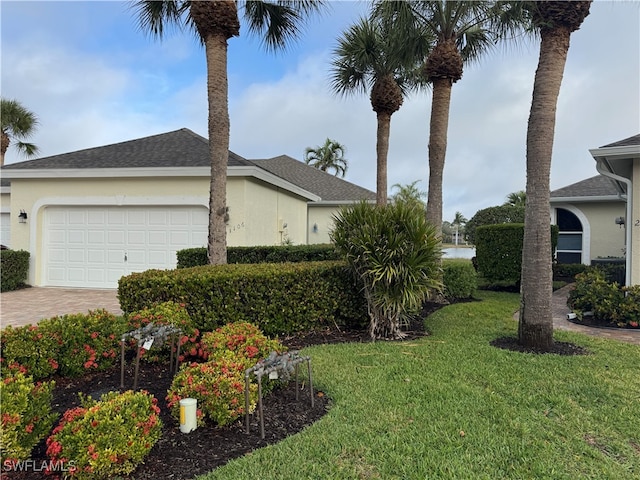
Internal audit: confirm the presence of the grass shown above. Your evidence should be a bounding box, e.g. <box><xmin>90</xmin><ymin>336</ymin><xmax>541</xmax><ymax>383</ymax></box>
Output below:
<box><xmin>200</xmin><ymin>291</ymin><xmax>640</xmax><ymax>480</ymax></box>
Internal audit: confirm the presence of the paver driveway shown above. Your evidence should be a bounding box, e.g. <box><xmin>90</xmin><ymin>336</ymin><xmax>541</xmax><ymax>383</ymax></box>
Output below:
<box><xmin>0</xmin><ymin>287</ymin><xmax>122</xmax><ymax>328</ymax></box>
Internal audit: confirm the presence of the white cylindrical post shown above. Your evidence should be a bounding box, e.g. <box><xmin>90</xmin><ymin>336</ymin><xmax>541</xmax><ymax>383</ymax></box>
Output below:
<box><xmin>179</xmin><ymin>398</ymin><xmax>197</xmax><ymax>433</ymax></box>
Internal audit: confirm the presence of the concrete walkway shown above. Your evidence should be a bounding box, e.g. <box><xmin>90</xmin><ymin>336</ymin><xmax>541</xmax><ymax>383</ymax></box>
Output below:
<box><xmin>0</xmin><ymin>287</ymin><xmax>122</xmax><ymax>329</ymax></box>
<box><xmin>1</xmin><ymin>285</ymin><xmax>639</xmax><ymax>345</ymax></box>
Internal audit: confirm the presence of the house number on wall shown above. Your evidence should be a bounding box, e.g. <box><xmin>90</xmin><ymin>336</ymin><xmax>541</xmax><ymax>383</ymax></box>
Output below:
<box><xmin>228</xmin><ymin>222</ymin><xmax>245</xmax><ymax>234</ymax></box>
<box><xmin>635</xmin><ymin>219</ymin><xmax>640</xmax><ymax>227</ymax></box>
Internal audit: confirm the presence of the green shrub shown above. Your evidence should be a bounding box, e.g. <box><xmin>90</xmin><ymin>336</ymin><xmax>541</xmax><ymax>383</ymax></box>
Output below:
<box><xmin>476</xmin><ymin>224</ymin><xmax>558</xmax><ymax>286</ymax></box>
<box><xmin>442</xmin><ymin>259</ymin><xmax>477</xmax><ymax>300</ymax></box>
<box><xmin>127</xmin><ymin>301</ymin><xmax>202</xmax><ymax>362</ymax></box>
<box><xmin>0</xmin><ymin>370</ymin><xmax>56</xmax><ymax>463</ymax></box>
<box><xmin>177</xmin><ymin>244</ymin><xmax>341</xmax><ymax>268</ymax></box>
<box><xmin>0</xmin><ymin>250</ymin><xmax>30</xmax><ymax>292</ymax></box>
<box><xmin>567</xmin><ymin>270</ymin><xmax>639</xmax><ymax>327</ymax></box>
<box><xmin>166</xmin><ymin>358</ymin><xmax>257</xmax><ymax>427</ymax></box>
<box><xmin>1</xmin><ymin>324</ymin><xmax>62</xmax><ymax>380</ymax></box>
<box><xmin>39</xmin><ymin>310</ymin><xmax>128</xmax><ymax>378</ymax></box>
<box><xmin>553</xmin><ymin>262</ymin><xmax>588</xmax><ymax>280</ymax></box>
<box><xmin>465</xmin><ymin>205</ymin><xmax>524</xmax><ymax>245</ymax></box>
<box><xmin>118</xmin><ymin>261</ymin><xmax>368</xmax><ymax>336</ymax></box>
<box><xmin>1</xmin><ymin>311</ymin><xmax>128</xmax><ymax>380</ymax></box>
<box><xmin>46</xmin><ymin>390</ymin><xmax>161</xmax><ymax>479</ymax></box>
<box><xmin>331</xmin><ymin>201</ymin><xmax>442</xmax><ymax>339</ymax></box>
<box><xmin>201</xmin><ymin>321</ymin><xmax>286</xmax><ymax>367</ymax></box>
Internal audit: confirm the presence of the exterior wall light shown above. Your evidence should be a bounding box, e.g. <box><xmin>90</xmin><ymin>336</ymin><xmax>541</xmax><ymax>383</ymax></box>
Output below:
<box><xmin>18</xmin><ymin>210</ymin><xmax>28</xmax><ymax>224</ymax></box>
<box><xmin>615</xmin><ymin>216</ymin><xmax>625</xmax><ymax>226</ymax></box>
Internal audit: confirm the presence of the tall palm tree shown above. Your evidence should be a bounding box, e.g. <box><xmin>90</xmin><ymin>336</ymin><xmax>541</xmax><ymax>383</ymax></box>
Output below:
<box><xmin>1</xmin><ymin>98</ymin><xmax>39</xmax><ymax>166</ymax></box>
<box><xmin>330</xmin><ymin>13</ymin><xmax>430</xmax><ymax>206</ymax></box>
<box><xmin>304</xmin><ymin>138</ymin><xmax>348</xmax><ymax>177</ymax></box>
<box><xmin>504</xmin><ymin>190</ymin><xmax>526</xmax><ymax>207</ymax></box>
<box><xmin>518</xmin><ymin>1</ymin><xmax>592</xmax><ymax>351</ymax></box>
<box><xmin>375</xmin><ymin>1</ymin><xmax>502</xmax><ymax>229</ymax></box>
<box><xmin>132</xmin><ymin>0</ymin><xmax>325</xmax><ymax>264</ymax></box>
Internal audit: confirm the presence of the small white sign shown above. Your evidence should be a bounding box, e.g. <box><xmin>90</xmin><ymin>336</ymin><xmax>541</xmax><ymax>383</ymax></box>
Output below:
<box><xmin>269</xmin><ymin>371</ymin><xmax>279</xmax><ymax>380</ymax></box>
<box><xmin>142</xmin><ymin>337</ymin><xmax>154</xmax><ymax>350</ymax></box>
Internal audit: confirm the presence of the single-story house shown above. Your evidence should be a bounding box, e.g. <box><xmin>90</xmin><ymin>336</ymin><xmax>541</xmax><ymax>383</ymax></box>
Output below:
<box><xmin>550</xmin><ymin>133</ymin><xmax>640</xmax><ymax>286</ymax></box>
<box><xmin>0</xmin><ymin>128</ymin><xmax>375</xmax><ymax>288</ymax></box>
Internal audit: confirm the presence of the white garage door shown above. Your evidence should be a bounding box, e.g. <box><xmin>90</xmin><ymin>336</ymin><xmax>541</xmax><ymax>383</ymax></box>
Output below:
<box><xmin>0</xmin><ymin>213</ymin><xmax>10</xmax><ymax>248</ymax></box>
<box><xmin>44</xmin><ymin>206</ymin><xmax>208</xmax><ymax>288</ymax></box>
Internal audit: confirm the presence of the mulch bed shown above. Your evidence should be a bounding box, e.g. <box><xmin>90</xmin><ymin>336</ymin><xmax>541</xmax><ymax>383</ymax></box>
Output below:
<box><xmin>7</xmin><ymin>299</ymin><xmax>585</xmax><ymax>479</ymax></box>
<box><xmin>6</xmin><ymin>311</ymin><xmax>434</xmax><ymax>480</ymax></box>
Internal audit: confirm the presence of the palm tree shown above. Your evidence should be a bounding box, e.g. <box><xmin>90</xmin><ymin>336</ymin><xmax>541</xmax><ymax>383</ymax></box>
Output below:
<box><xmin>389</xmin><ymin>181</ymin><xmax>427</xmax><ymax>212</ymax></box>
<box><xmin>304</xmin><ymin>138</ymin><xmax>348</xmax><ymax>177</ymax></box>
<box><xmin>330</xmin><ymin>13</ymin><xmax>430</xmax><ymax>206</ymax></box>
<box><xmin>132</xmin><ymin>0</ymin><xmax>325</xmax><ymax>264</ymax></box>
<box><xmin>451</xmin><ymin>210</ymin><xmax>467</xmax><ymax>245</ymax></box>
<box><xmin>504</xmin><ymin>190</ymin><xmax>526</xmax><ymax>207</ymax></box>
<box><xmin>1</xmin><ymin>98</ymin><xmax>39</xmax><ymax>166</ymax></box>
<box><xmin>518</xmin><ymin>1</ymin><xmax>592</xmax><ymax>351</ymax></box>
<box><xmin>375</xmin><ymin>1</ymin><xmax>503</xmax><ymax>230</ymax></box>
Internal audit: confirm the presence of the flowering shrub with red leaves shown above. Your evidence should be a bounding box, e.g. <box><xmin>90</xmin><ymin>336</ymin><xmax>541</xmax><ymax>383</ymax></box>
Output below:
<box><xmin>166</xmin><ymin>358</ymin><xmax>257</xmax><ymax>427</ymax></box>
<box><xmin>200</xmin><ymin>321</ymin><xmax>286</xmax><ymax>369</ymax></box>
<box><xmin>0</xmin><ymin>370</ymin><xmax>56</xmax><ymax>463</ymax></box>
<box><xmin>127</xmin><ymin>301</ymin><xmax>203</xmax><ymax>363</ymax></box>
<box><xmin>1</xmin><ymin>310</ymin><xmax>127</xmax><ymax>380</ymax></box>
<box><xmin>0</xmin><ymin>324</ymin><xmax>62</xmax><ymax>380</ymax></box>
<box><xmin>46</xmin><ymin>390</ymin><xmax>161</xmax><ymax>479</ymax></box>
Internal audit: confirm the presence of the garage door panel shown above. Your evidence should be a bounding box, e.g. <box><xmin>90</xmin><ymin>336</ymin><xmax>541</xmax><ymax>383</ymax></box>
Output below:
<box><xmin>45</xmin><ymin>206</ymin><xmax>207</xmax><ymax>288</ymax></box>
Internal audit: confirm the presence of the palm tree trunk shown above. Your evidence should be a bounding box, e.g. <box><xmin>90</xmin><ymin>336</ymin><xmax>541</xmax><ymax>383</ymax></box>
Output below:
<box><xmin>204</xmin><ymin>33</ymin><xmax>230</xmax><ymax>265</ymax></box>
<box><xmin>519</xmin><ymin>27</ymin><xmax>571</xmax><ymax>350</ymax></box>
<box><xmin>1</xmin><ymin>131</ymin><xmax>9</xmax><ymax>166</ymax></box>
<box><xmin>375</xmin><ymin>112</ymin><xmax>392</xmax><ymax>206</ymax></box>
<box><xmin>426</xmin><ymin>78</ymin><xmax>452</xmax><ymax>232</ymax></box>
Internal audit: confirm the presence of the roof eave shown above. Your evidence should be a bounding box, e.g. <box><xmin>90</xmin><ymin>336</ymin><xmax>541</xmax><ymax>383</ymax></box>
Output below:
<box><xmin>550</xmin><ymin>195</ymin><xmax>624</xmax><ymax>203</ymax></box>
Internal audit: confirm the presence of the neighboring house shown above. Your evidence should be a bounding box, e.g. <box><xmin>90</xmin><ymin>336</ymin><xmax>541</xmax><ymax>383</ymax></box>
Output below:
<box><xmin>550</xmin><ymin>133</ymin><xmax>640</xmax><ymax>286</ymax></box>
<box><xmin>0</xmin><ymin>128</ymin><xmax>375</xmax><ymax>289</ymax></box>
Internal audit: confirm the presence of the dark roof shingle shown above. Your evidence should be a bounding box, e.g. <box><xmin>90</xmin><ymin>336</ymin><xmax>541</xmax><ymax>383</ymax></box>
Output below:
<box><xmin>600</xmin><ymin>134</ymin><xmax>640</xmax><ymax>148</ymax></box>
<box><xmin>551</xmin><ymin>175</ymin><xmax>621</xmax><ymax>198</ymax></box>
<box><xmin>1</xmin><ymin>128</ymin><xmax>253</xmax><ymax>169</ymax></box>
<box><xmin>250</xmin><ymin>155</ymin><xmax>376</xmax><ymax>202</ymax></box>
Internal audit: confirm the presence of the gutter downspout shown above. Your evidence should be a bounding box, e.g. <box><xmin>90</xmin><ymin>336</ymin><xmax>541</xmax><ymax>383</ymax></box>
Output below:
<box><xmin>595</xmin><ymin>159</ymin><xmax>632</xmax><ymax>286</ymax></box>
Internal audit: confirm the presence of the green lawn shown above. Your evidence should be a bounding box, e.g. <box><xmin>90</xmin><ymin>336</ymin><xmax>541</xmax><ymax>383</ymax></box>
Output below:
<box><xmin>200</xmin><ymin>292</ymin><xmax>640</xmax><ymax>479</ymax></box>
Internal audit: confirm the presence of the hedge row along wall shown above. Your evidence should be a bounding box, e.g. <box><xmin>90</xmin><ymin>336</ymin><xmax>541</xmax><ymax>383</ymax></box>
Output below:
<box><xmin>177</xmin><ymin>245</ymin><xmax>341</xmax><ymax>268</ymax></box>
<box><xmin>118</xmin><ymin>261</ymin><xmax>368</xmax><ymax>336</ymax></box>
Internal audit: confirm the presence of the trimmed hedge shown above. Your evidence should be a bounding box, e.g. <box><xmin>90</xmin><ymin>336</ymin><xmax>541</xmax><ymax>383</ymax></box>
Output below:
<box><xmin>177</xmin><ymin>244</ymin><xmax>341</xmax><ymax>268</ymax></box>
<box><xmin>118</xmin><ymin>261</ymin><xmax>368</xmax><ymax>336</ymax></box>
<box><xmin>442</xmin><ymin>259</ymin><xmax>477</xmax><ymax>300</ymax></box>
<box><xmin>0</xmin><ymin>250</ymin><xmax>30</xmax><ymax>292</ymax></box>
<box><xmin>465</xmin><ymin>205</ymin><xmax>525</xmax><ymax>245</ymax></box>
<box><xmin>476</xmin><ymin>223</ymin><xmax>558</xmax><ymax>285</ymax></box>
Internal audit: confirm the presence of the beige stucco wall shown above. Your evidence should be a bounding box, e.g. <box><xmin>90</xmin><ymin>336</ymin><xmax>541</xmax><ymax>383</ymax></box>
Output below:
<box><xmin>632</xmin><ymin>158</ymin><xmax>640</xmax><ymax>285</ymax></box>
<box><xmin>308</xmin><ymin>205</ymin><xmax>342</xmax><ymax>244</ymax></box>
<box><xmin>7</xmin><ymin>175</ymin><xmax>312</xmax><ymax>285</ymax></box>
<box><xmin>553</xmin><ymin>201</ymin><xmax>626</xmax><ymax>262</ymax></box>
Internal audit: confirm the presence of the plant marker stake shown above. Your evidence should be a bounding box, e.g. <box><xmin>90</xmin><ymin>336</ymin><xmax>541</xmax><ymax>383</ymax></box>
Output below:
<box><xmin>169</xmin><ymin>332</ymin><xmax>175</xmax><ymax>373</ymax></box>
<box><xmin>258</xmin><ymin>373</ymin><xmax>265</xmax><ymax>439</ymax></box>
<box><xmin>244</xmin><ymin>373</ymin><xmax>251</xmax><ymax>434</ymax></box>
<box><xmin>307</xmin><ymin>357</ymin><xmax>314</xmax><ymax>408</ymax></box>
<box><xmin>133</xmin><ymin>346</ymin><xmax>142</xmax><ymax>390</ymax></box>
<box><xmin>120</xmin><ymin>337</ymin><xmax>126</xmax><ymax>388</ymax></box>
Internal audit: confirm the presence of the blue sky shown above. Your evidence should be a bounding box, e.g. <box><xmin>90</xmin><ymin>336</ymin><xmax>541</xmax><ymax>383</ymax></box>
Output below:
<box><xmin>1</xmin><ymin>1</ymin><xmax>639</xmax><ymax>222</ymax></box>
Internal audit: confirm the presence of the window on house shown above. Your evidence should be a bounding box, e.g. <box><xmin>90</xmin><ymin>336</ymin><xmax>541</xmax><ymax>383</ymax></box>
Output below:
<box><xmin>556</xmin><ymin>208</ymin><xmax>583</xmax><ymax>264</ymax></box>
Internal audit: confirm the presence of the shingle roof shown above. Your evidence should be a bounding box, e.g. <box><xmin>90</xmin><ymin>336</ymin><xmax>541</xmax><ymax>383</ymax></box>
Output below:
<box><xmin>600</xmin><ymin>134</ymin><xmax>640</xmax><ymax>148</ymax></box>
<box><xmin>0</xmin><ymin>128</ymin><xmax>253</xmax><ymax>169</ymax></box>
<box><xmin>550</xmin><ymin>175</ymin><xmax>621</xmax><ymax>198</ymax></box>
<box><xmin>0</xmin><ymin>128</ymin><xmax>376</xmax><ymax>202</ymax></box>
<box><xmin>250</xmin><ymin>155</ymin><xmax>376</xmax><ymax>202</ymax></box>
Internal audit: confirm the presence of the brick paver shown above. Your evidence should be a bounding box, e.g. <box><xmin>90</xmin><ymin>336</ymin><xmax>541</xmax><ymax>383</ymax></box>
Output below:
<box><xmin>0</xmin><ymin>287</ymin><xmax>122</xmax><ymax>328</ymax></box>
